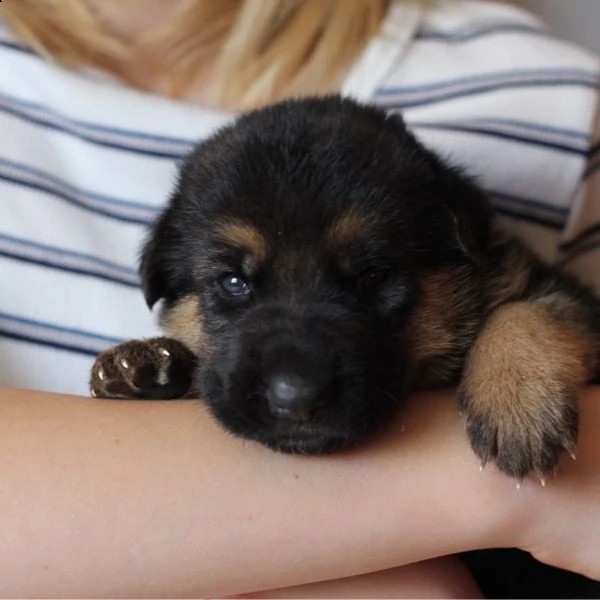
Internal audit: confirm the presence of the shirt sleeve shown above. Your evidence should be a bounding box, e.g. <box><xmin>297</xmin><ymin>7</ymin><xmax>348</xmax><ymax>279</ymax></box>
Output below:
<box><xmin>557</xmin><ymin>98</ymin><xmax>600</xmax><ymax>294</ymax></box>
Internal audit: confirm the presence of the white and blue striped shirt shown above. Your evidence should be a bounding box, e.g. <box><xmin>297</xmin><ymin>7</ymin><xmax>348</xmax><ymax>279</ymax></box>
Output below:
<box><xmin>1</xmin><ymin>0</ymin><xmax>599</xmax><ymax>395</ymax></box>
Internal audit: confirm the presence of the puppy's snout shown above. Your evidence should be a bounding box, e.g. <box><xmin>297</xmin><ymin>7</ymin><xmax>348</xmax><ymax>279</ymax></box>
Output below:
<box><xmin>266</xmin><ymin>372</ymin><xmax>324</xmax><ymax>421</ymax></box>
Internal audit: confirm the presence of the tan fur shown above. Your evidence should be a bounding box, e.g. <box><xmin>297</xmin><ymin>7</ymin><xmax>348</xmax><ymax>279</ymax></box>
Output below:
<box><xmin>486</xmin><ymin>235</ymin><xmax>533</xmax><ymax>308</ymax></box>
<box><xmin>160</xmin><ymin>295</ymin><xmax>207</xmax><ymax>353</ymax></box>
<box><xmin>217</xmin><ymin>221</ymin><xmax>268</xmax><ymax>263</ymax></box>
<box><xmin>410</xmin><ymin>273</ymin><xmax>456</xmax><ymax>363</ymax></box>
<box><xmin>328</xmin><ymin>209</ymin><xmax>369</xmax><ymax>248</ymax></box>
<box><xmin>460</xmin><ymin>297</ymin><xmax>593</xmax><ymax>470</ymax></box>
<box><xmin>409</xmin><ymin>269</ymin><xmax>480</xmax><ymax>385</ymax></box>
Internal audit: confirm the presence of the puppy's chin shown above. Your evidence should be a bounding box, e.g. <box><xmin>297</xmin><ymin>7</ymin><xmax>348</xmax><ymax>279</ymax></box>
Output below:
<box><xmin>257</xmin><ymin>428</ymin><xmax>354</xmax><ymax>455</ymax></box>
<box><xmin>201</xmin><ymin>366</ymin><xmax>404</xmax><ymax>455</ymax></box>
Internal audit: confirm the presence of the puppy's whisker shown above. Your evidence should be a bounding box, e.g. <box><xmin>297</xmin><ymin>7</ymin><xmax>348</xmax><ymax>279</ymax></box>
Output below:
<box><xmin>376</xmin><ymin>387</ymin><xmax>403</xmax><ymax>408</ymax></box>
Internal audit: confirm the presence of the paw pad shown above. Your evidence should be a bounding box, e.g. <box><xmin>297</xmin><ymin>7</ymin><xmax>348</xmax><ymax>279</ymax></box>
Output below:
<box><xmin>90</xmin><ymin>337</ymin><xmax>197</xmax><ymax>400</ymax></box>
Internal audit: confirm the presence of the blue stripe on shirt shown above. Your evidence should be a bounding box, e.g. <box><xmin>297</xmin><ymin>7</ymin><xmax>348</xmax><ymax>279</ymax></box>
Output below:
<box><xmin>0</xmin><ymin>233</ymin><xmax>136</xmax><ymax>273</ymax></box>
<box><xmin>0</xmin><ymin>93</ymin><xmax>195</xmax><ymax>160</ymax></box>
<box><xmin>0</xmin><ymin>157</ymin><xmax>158</xmax><ymax>211</ymax></box>
<box><xmin>0</xmin><ymin>311</ymin><xmax>125</xmax><ymax>343</ymax></box>
<box><xmin>0</xmin><ymin>312</ymin><xmax>122</xmax><ymax>358</ymax></box>
<box><xmin>412</xmin><ymin>122</ymin><xmax>587</xmax><ymax>156</ymax></box>
<box><xmin>558</xmin><ymin>238</ymin><xmax>600</xmax><ymax>267</ymax></box>
<box><xmin>416</xmin><ymin>22</ymin><xmax>549</xmax><ymax>43</ymax></box>
<box><xmin>0</xmin><ymin>39</ymin><xmax>37</xmax><ymax>56</ymax></box>
<box><xmin>376</xmin><ymin>69</ymin><xmax>600</xmax><ymax>95</ymax></box>
<box><xmin>588</xmin><ymin>140</ymin><xmax>600</xmax><ymax>160</ymax></box>
<box><xmin>0</xmin><ymin>234</ymin><xmax>140</xmax><ymax>288</ymax></box>
<box><xmin>0</xmin><ymin>312</ymin><xmax>122</xmax><ymax>357</ymax></box>
<box><xmin>0</xmin><ymin>330</ymin><xmax>101</xmax><ymax>358</ymax></box>
<box><xmin>444</xmin><ymin>117</ymin><xmax>589</xmax><ymax>140</ymax></box>
<box><xmin>375</xmin><ymin>70</ymin><xmax>600</xmax><ymax>109</ymax></box>
<box><xmin>559</xmin><ymin>223</ymin><xmax>600</xmax><ymax>251</ymax></box>
<box><xmin>495</xmin><ymin>207</ymin><xmax>563</xmax><ymax>230</ymax></box>
<box><xmin>488</xmin><ymin>190</ymin><xmax>567</xmax><ymax>230</ymax></box>
<box><xmin>0</xmin><ymin>251</ymin><xmax>140</xmax><ymax>288</ymax></box>
<box><xmin>0</xmin><ymin>91</ymin><xmax>196</xmax><ymax>146</ymax></box>
<box><xmin>0</xmin><ymin>158</ymin><xmax>158</xmax><ymax>225</ymax></box>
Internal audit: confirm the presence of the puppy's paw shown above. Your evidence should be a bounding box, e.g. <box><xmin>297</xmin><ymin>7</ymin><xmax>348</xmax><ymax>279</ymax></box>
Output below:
<box><xmin>457</xmin><ymin>300</ymin><xmax>590</xmax><ymax>479</ymax></box>
<box><xmin>458</xmin><ymin>381</ymin><xmax>578</xmax><ymax>478</ymax></box>
<box><xmin>90</xmin><ymin>337</ymin><xmax>197</xmax><ymax>400</ymax></box>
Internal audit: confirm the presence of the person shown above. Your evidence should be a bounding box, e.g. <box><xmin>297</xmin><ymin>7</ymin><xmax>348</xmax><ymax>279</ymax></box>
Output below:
<box><xmin>0</xmin><ymin>0</ymin><xmax>598</xmax><ymax>596</ymax></box>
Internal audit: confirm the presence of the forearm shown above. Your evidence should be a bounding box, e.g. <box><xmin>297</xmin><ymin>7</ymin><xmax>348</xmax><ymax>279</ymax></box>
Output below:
<box><xmin>0</xmin><ymin>387</ymin><xmax>554</xmax><ymax>597</ymax></box>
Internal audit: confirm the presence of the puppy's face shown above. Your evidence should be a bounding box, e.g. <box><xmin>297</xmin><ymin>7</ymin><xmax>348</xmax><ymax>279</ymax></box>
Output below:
<box><xmin>142</xmin><ymin>97</ymin><xmax>491</xmax><ymax>453</ymax></box>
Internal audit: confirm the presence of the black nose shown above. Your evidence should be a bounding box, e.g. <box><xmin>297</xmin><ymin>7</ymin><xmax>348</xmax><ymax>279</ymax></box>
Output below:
<box><xmin>266</xmin><ymin>373</ymin><xmax>322</xmax><ymax>421</ymax></box>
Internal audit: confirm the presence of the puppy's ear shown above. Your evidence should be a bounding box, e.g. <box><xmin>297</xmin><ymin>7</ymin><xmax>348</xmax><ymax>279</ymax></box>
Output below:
<box><xmin>415</xmin><ymin>136</ymin><xmax>494</xmax><ymax>261</ymax></box>
<box><xmin>139</xmin><ymin>206</ymin><xmax>175</xmax><ymax>309</ymax></box>
<box><xmin>387</xmin><ymin>117</ymin><xmax>493</xmax><ymax>260</ymax></box>
<box><xmin>441</xmin><ymin>167</ymin><xmax>494</xmax><ymax>261</ymax></box>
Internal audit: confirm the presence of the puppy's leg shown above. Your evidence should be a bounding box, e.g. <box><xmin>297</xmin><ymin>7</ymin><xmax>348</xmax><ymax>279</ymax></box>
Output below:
<box><xmin>90</xmin><ymin>337</ymin><xmax>198</xmax><ymax>400</ymax></box>
<box><xmin>459</xmin><ymin>235</ymin><xmax>600</xmax><ymax>478</ymax></box>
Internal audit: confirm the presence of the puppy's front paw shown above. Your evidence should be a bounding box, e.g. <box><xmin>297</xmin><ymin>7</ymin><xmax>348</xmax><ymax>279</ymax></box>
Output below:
<box><xmin>90</xmin><ymin>337</ymin><xmax>197</xmax><ymax>400</ymax></box>
<box><xmin>458</xmin><ymin>381</ymin><xmax>578</xmax><ymax>478</ymax></box>
<box><xmin>457</xmin><ymin>300</ymin><xmax>590</xmax><ymax>479</ymax></box>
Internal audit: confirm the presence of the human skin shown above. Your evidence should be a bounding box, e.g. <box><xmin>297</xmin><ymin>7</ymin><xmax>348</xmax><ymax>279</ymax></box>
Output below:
<box><xmin>234</xmin><ymin>559</ymin><xmax>481</xmax><ymax>599</ymax></box>
<box><xmin>0</xmin><ymin>386</ymin><xmax>598</xmax><ymax>598</ymax></box>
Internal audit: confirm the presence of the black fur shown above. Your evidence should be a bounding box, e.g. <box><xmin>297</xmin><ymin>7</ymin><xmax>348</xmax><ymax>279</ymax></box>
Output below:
<box><xmin>132</xmin><ymin>96</ymin><xmax>600</xmax><ymax>465</ymax></box>
<box><xmin>140</xmin><ymin>96</ymin><xmax>495</xmax><ymax>453</ymax></box>
<box><xmin>88</xmin><ymin>96</ymin><xmax>600</xmax><ymax>597</ymax></box>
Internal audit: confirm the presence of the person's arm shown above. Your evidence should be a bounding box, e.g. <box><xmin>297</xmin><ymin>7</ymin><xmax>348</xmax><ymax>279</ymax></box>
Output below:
<box><xmin>0</xmin><ymin>386</ymin><xmax>596</xmax><ymax>598</ymax></box>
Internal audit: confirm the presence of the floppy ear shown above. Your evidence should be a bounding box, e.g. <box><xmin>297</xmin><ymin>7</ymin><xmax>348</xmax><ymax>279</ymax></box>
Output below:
<box><xmin>139</xmin><ymin>206</ymin><xmax>175</xmax><ymax>309</ymax></box>
<box><xmin>386</xmin><ymin>114</ymin><xmax>493</xmax><ymax>260</ymax></box>
<box><xmin>441</xmin><ymin>166</ymin><xmax>494</xmax><ymax>261</ymax></box>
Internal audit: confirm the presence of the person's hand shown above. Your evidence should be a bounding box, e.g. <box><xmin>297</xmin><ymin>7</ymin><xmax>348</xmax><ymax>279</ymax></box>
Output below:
<box><xmin>514</xmin><ymin>386</ymin><xmax>600</xmax><ymax>581</ymax></box>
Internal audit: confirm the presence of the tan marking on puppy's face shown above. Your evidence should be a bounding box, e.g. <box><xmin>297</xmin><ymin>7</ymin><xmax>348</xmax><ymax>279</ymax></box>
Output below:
<box><xmin>160</xmin><ymin>295</ymin><xmax>207</xmax><ymax>353</ymax></box>
<box><xmin>408</xmin><ymin>269</ymin><xmax>482</xmax><ymax>386</ymax></box>
<box><xmin>328</xmin><ymin>209</ymin><xmax>370</xmax><ymax>249</ymax></box>
<box><xmin>409</xmin><ymin>272</ymin><xmax>456</xmax><ymax>363</ymax></box>
<box><xmin>217</xmin><ymin>221</ymin><xmax>267</xmax><ymax>263</ymax></box>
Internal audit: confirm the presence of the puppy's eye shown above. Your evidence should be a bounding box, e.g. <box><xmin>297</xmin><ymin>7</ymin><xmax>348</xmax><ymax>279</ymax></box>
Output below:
<box><xmin>220</xmin><ymin>274</ymin><xmax>251</xmax><ymax>296</ymax></box>
<box><xmin>357</xmin><ymin>270</ymin><xmax>387</xmax><ymax>292</ymax></box>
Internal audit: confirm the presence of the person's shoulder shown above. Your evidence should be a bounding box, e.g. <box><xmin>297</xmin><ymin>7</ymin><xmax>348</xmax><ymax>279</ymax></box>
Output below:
<box><xmin>379</xmin><ymin>0</ymin><xmax>599</xmax><ymax>93</ymax></box>
<box><xmin>352</xmin><ymin>2</ymin><xmax>600</xmax><ymax>268</ymax></box>
<box><xmin>419</xmin><ymin>0</ymin><xmax>545</xmax><ymax>36</ymax></box>
<box><xmin>343</xmin><ymin>1</ymin><xmax>599</xmax><ymax>115</ymax></box>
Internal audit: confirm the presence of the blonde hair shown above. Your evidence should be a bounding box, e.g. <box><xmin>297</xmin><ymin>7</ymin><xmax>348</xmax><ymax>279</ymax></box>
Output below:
<box><xmin>2</xmin><ymin>0</ymin><xmax>396</xmax><ymax>110</ymax></box>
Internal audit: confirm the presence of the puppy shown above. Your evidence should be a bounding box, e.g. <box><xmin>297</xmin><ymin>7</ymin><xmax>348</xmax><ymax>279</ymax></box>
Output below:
<box><xmin>90</xmin><ymin>96</ymin><xmax>600</xmax><ymax>479</ymax></box>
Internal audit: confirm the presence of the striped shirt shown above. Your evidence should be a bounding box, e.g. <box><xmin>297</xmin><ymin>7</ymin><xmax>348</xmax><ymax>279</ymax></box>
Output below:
<box><xmin>1</xmin><ymin>0</ymin><xmax>599</xmax><ymax>395</ymax></box>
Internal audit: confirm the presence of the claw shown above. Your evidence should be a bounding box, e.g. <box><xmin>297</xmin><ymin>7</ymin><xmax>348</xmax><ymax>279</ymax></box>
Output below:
<box><xmin>98</xmin><ymin>368</ymin><xmax>105</xmax><ymax>381</ymax></box>
<box><xmin>120</xmin><ymin>358</ymin><xmax>129</xmax><ymax>369</ymax></box>
<box><xmin>564</xmin><ymin>445</ymin><xmax>577</xmax><ymax>461</ymax></box>
<box><xmin>158</xmin><ymin>347</ymin><xmax>170</xmax><ymax>357</ymax></box>
<box><xmin>539</xmin><ymin>477</ymin><xmax>546</xmax><ymax>488</ymax></box>
<box><xmin>515</xmin><ymin>480</ymin><xmax>522</xmax><ymax>490</ymax></box>
<box><xmin>479</xmin><ymin>457</ymin><xmax>487</xmax><ymax>472</ymax></box>
<box><xmin>90</xmin><ymin>389</ymin><xmax>97</xmax><ymax>398</ymax></box>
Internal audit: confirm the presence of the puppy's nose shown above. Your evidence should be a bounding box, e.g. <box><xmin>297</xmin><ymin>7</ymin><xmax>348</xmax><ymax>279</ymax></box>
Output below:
<box><xmin>266</xmin><ymin>373</ymin><xmax>321</xmax><ymax>421</ymax></box>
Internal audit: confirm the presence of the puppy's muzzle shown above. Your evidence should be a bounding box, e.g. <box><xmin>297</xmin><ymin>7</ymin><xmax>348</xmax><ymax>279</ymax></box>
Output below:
<box><xmin>241</xmin><ymin>304</ymin><xmax>340</xmax><ymax>420</ymax></box>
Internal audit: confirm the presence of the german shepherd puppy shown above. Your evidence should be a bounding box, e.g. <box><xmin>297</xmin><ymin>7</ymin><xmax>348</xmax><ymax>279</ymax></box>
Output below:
<box><xmin>90</xmin><ymin>96</ymin><xmax>600</xmax><ymax>479</ymax></box>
